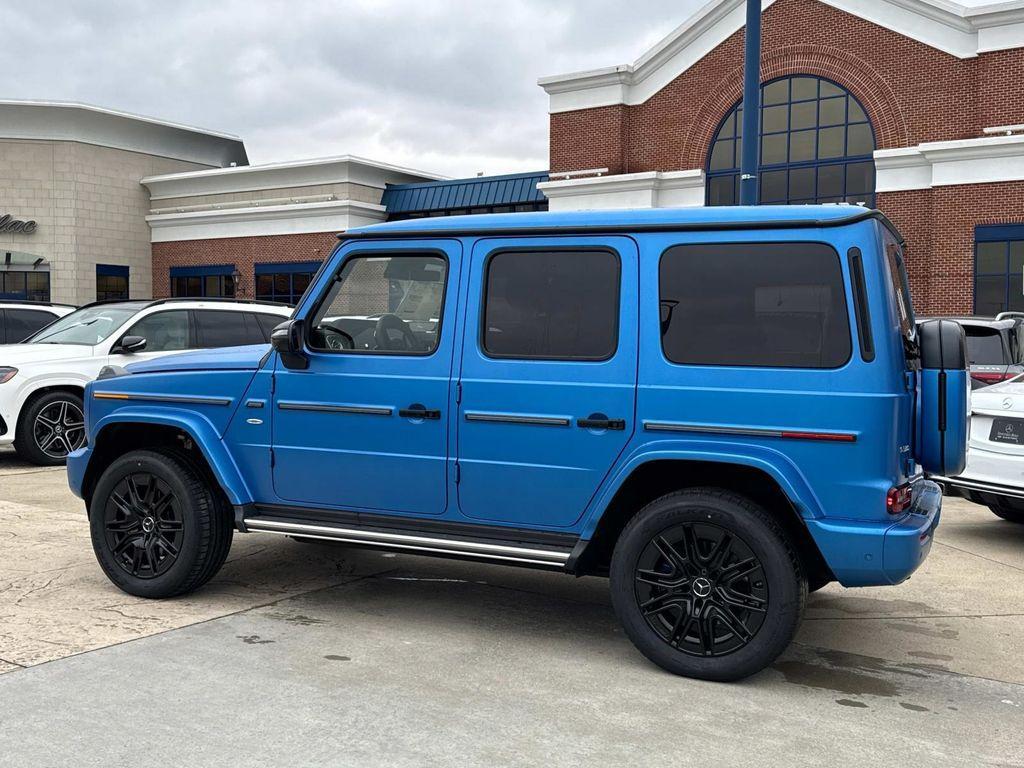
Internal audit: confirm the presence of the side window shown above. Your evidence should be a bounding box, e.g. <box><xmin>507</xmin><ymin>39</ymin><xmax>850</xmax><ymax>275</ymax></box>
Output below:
<box><xmin>122</xmin><ymin>310</ymin><xmax>190</xmax><ymax>353</ymax></box>
<box><xmin>254</xmin><ymin>313</ymin><xmax>286</xmax><ymax>341</ymax></box>
<box><xmin>5</xmin><ymin>309</ymin><xmax>57</xmax><ymax>343</ymax></box>
<box><xmin>659</xmin><ymin>242</ymin><xmax>852</xmax><ymax>369</ymax></box>
<box><xmin>194</xmin><ymin>310</ymin><xmax>253</xmax><ymax>348</ymax></box>
<box><xmin>309</xmin><ymin>254</ymin><xmax>447</xmax><ymax>354</ymax></box>
<box><xmin>483</xmin><ymin>250</ymin><xmax>620</xmax><ymax>360</ymax></box>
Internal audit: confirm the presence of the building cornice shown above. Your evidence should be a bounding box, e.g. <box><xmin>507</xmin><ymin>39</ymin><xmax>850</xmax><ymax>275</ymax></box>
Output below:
<box><xmin>875</xmin><ymin>133</ymin><xmax>1024</xmax><ymax>191</ymax></box>
<box><xmin>142</xmin><ymin>155</ymin><xmax>444</xmax><ymax>201</ymax></box>
<box><xmin>146</xmin><ymin>199</ymin><xmax>387</xmax><ymax>242</ymax></box>
<box><xmin>539</xmin><ymin>0</ymin><xmax>1024</xmax><ymax>113</ymax></box>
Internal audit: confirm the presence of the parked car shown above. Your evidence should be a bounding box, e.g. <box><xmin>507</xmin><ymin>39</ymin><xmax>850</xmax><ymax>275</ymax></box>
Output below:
<box><xmin>0</xmin><ymin>300</ymin><xmax>75</xmax><ymax>343</ymax></box>
<box><xmin>929</xmin><ymin>314</ymin><xmax>1024</xmax><ymax>388</ymax></box>
<box><xmin>68</xmin><ymin>206</ymin><xmax>967</xmax><ymax>682</ymax></box>
<box><xmin>937</xmin><ymin>376</ymin><xmax>1024</xmax><ymax>523</ymax></box>
<box><xmin>0</xmin><ymin>298</ymin><xmax>291</xmax><ymax>465</ymax></box>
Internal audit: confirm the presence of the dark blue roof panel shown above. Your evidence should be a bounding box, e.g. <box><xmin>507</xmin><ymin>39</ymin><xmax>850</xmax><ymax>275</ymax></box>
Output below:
<box><xmin>382</xmin><ymin>171</ymin><xmax>549</xmax><ymax>214</ymax></box>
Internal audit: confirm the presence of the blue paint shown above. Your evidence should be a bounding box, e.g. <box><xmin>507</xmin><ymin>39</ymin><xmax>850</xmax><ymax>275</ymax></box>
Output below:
<box><xmin>69</xmin><ymin>206</ymin><xmax>966</xmax><ymax>590</ymax></box>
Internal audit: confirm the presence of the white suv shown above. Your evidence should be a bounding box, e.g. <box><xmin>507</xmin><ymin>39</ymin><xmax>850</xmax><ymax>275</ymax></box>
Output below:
<box><xmin>0</xmin><ymin>299</ymin><xmax>291</xmax><ymax>465</ymax></box>
<box><xmin>0</xmin><ymin>301</ymin><xmax>75</xmax><ymax>343</ymax></box>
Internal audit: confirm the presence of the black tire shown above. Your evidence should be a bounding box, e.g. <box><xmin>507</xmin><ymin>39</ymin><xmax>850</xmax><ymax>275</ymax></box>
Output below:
<box><xmin>14</xmin><ymin>390</ymin><xmax>86</xmax><ymax>466</ymax></box>
<box><xmin>988</xmin><ymin>497</ymin><xmax>1024</xmax><ymax>524</ymax></box>
<box><xmin>89</xmin><ymin>449</ymin><xmax>233</xmax><ymax>598</ymax></box>
<box><xmin>609</xmin><ymin>488</ymin><xmax>807</xmax><ymax>682</ymax></box>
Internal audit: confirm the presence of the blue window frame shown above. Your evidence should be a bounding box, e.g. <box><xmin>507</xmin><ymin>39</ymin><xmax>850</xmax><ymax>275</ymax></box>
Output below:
<box><xmin>96</xmin><ymin>264</ymin><xmax>129</xmax><ymax>301</ymax></box>
<box><xmin>170</xmin><ymin>264</ymin><xmax>236</xmax><ymax>298</ymax></box>
<box><xmin>706</xmin><ymin>75</ymin><xmax>876</xmax><ymax>207</ymax></box>
<box><xmin>255</xmin><ymin>261</ymin><xmax>320</xmax><ymax>305</ymax></box>
<box><xmin>975</xmin><ymin>225</ymin><xmax>1024</xmax><ymax>315</ymax></box>
<box><xmin>0</xmin><ymin>270</ymin><xmax>50</xmax><ymax>302</ymax></box>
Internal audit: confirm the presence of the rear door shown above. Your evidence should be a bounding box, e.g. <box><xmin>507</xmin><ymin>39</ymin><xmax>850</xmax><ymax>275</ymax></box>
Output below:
<box><xmin>455</xmin><ymin>237</ymin><xmax>638</xmax><ymax>528</ymax></box>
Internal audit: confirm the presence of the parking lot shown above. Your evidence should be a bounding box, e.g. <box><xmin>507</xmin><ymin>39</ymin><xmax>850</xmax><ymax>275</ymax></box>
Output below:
<box><xmin>0</xmin><ymin>446</ymin><xmax>1021</xmax><ymax>767</ymax></box>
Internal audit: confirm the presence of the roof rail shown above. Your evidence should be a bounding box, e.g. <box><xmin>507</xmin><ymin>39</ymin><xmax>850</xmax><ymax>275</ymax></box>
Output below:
<box><xmin>76</xmin><ymin>297</ymin><xmax>294</xmax><ymax>311</ymax></box>
<box><xmin>0</xmin><ymin>298</ymin><xmax>77</xmax><ymax>309</ymax></box>
<box><xmin>995</xmin><ymin>311</ymin><xmax>1024</xmax><ymax>322</ymax></box>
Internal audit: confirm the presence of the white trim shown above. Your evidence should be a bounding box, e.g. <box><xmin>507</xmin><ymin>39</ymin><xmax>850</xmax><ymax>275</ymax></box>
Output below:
<box><xmin>538</xmin><ymin>170</ymin><xmax>705</xmax><ymax>210</ymax></box>
<box><xmin>146</xmin><ymin>199</ymin><xmax>387</xmax><ymax>242</ymax></box>
<box><xmin>875</xmin><ymin>134</ymin><xmax>1024</xmax><ymax>192</ymax></box>
<box><xmin>0</xmin><ymin>99</ymin><xmax>247</xmax><ymax>166</ymax></box>
<box><xmin>539</xmin><ymin>0</ymin><xmax>1024</xmax><ymax>113</ymax></box>
<box><xmin>142</xmin><ymin>154</ymin><xmax>443</xmax><ymax>201</ymax></box>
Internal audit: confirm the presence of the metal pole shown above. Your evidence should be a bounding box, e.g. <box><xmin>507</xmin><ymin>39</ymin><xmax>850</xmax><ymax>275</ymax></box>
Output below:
<box><xmin>739</xmin><ymin>0</ymin><xmax>762</xmax><ymax>206</ymax></box>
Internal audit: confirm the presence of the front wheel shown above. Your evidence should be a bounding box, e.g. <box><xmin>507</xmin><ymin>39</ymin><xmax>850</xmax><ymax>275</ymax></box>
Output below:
<box><xmin>988</xmin><ymin>497</ymin><xmax>1024</xmax><ymax>524</ymax></box>
<box><xmin>89</xmin><ymin>450</ymin><xmax>233</xmax><ymax>598</ymax></box>
<box><xmin>609</xmin><ymin>488</ymin><xmax>807</xmax><ymax>682</ymax></box>
<box><xmin>14</xmin><ymin>390</ymin><xmax>86</xmax><ymax>466</ymax></box>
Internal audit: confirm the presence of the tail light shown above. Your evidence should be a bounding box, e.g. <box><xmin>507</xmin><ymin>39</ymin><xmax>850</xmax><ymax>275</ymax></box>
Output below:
<box><xmin>887</xmin><ymin>484</ymin><xmax>913</xmax><ymax>515</ymax></box>
<box><xmin>971</xmin><ymin>371</ymin><xmax>1017</xmax><ymax>385</ymax></box>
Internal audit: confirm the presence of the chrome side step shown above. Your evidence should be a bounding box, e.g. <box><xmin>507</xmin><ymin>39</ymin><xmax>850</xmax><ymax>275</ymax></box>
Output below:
<box><xmin>934</xmin><ymin>475</ymin><xmax>1024</xmax><ymax>500</ymax></box>
<box><xmin>244</xmin><ymin>517</ymin><xmax>573</xmax><ymax>569</ymax></box>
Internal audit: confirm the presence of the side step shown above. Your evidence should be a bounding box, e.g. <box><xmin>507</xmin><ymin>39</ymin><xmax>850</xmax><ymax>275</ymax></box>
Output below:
<box><xmin>243</xmin><ymin>515</ymin><xmax>575</xmax><ymax>570</ymax></box>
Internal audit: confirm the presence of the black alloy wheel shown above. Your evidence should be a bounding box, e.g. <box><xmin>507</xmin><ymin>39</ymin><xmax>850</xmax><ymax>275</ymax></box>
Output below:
<box><xmin>610</xmin><ymin>488</ymin><xmax>806</xmax><ymax>681</ymax></box>
<box><xmin>633</xmin><ymin>522</ymin><xmax>767</xmax><ymax>657</ymax></box>
<box><xmin>33</xmin><ymin>398</ymin><xmax>86</xmax><ymax>460</ymax></box>
<box><xmin>103</xmin><ymin>472</ymin><xmax>185</xmax><ymax>579</ymax></box>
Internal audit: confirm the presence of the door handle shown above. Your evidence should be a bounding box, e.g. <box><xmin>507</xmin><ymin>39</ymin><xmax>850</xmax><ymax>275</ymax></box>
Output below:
<box><xmin>577</xmin><ymin>417</ymin><xmax>626</xmax><ymax>431</ymax></box>
<box><xmin>399</xmin><ymin>405</ymin><xmax>442</xmax><ymax>420</ymax></box>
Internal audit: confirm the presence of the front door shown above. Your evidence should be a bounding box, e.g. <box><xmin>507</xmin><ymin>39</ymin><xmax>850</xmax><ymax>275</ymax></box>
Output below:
<box><xmin>271</xmin><ymin>241</ymin><xmax>460</xmax><ymax>516</ymax></box>
<box><xmin>456</xmin><ymin>237</ymin><xmax>638</xmax><ymax>528</ymax></box>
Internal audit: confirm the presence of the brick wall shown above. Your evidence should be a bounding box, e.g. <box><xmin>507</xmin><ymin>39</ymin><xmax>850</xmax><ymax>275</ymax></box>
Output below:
<box><xmin>151</xmin><ymin>232</ymin><xmax>339</xmax><ymax>299</ymax></box>
<box><xmin>547</xmin><ymin>0</ymin><xmax>1024</xmax><ymax>316</ymax></box>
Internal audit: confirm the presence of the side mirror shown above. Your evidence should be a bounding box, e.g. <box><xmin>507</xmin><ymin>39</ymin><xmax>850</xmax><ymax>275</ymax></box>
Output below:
<box><xmin>118</xmin><ymin>335</ymin><xmax>147</xmax><ymax>354</ymax></box>
<box><xmin>271</xmin><ymin>319</ymin><xmax>309</xmax><ymax>370</ymax></box>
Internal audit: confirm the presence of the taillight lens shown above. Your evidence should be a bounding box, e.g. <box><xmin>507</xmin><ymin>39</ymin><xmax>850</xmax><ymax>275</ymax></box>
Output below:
<box><xmin>972</xmin><ymin>372</ymin><xmax>1017</xmax><ymax>385</ymax></box>
<box><xmin>887</xmin><ymin>484</ymin><xmax>913</xmax><ymax>515</ymax></box>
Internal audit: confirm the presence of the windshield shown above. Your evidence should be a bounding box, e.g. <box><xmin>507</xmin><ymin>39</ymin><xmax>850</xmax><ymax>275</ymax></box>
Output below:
<box><xmin>26</xmin><ymin>306</ymin><xmax>138</xmax><ymax>345</ymax></box>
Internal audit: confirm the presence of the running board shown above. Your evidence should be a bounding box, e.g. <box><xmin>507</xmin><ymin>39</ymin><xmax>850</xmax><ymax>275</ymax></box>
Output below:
<box><xmin>243</xmin><ymin>516</ymin><xmax>574</xmax><ymax>569</ymax></box>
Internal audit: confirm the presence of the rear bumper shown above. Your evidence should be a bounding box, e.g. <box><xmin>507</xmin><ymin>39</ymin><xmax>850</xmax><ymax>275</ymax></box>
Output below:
<box><xmin>806</xmin><ymin>480</ymin><xmax>941</xmax><ymax>587</ymax></box>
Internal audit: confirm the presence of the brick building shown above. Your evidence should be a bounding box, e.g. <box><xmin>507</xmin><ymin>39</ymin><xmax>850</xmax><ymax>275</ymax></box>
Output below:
<box><xmin>537</xmin><ymin>0</ymin><xmax>1024</xmax><ymax>315</ymax></box>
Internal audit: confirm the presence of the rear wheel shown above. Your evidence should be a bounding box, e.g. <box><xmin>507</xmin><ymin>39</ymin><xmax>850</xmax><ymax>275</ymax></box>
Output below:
<box><xmin>609</xmin><ymin>488</ymin><xmax>806</xmax><ymax>682</ymax></box>
<box><xmin>89</xmin><ymin>449</ymin><xmax>233</xmax><ymax>598</ymax></box>
<box><xmin>14</xmin><ymin>390</ymin><xmax>86</xmax><ymax>466</ymax></box>
<box><xmin>988</xmin><ymin>497</ymin><xmax>1024</xmax><ymax>524</ymax></box>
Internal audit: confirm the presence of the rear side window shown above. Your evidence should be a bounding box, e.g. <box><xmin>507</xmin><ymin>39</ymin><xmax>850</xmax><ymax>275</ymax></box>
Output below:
<box><xmin>254</xmin><ymin>313</ymin><xmax>286</xmax><ymax>341</ymax></box>
<box><xmin>194</xmin><ymin>310</ymin><xmax>259</xmax><ymax>348</ymax></box>
<box><xmin>483</xmin><ymin>250</ymin><xmax>620</xmax><ymax>360</ymax></box>
<box><xmin>964</xmin><ymin>327</ymin><xmax>1008</xmax><ymax>365</ymax></box>
<box><xmin>659</xmin><ymin>242</ymin><xmax>851</xmax><ymax>368</ymax></box>
<box><xmin>4</xmin><ymin>309</ymin><xmax>57</xmax><ymax>343</ymax></box>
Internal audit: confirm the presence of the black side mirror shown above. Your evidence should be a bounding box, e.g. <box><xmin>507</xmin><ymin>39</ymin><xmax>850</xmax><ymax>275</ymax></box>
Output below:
<box><xmin>118</xmin><ymin>335</ymin><xmax>147</xmax><ymax>354</ymax></box>
<box><xmin>271</xmin><ymin>319</ymin><xmax>309</xmax><ymax>370</ymax></box>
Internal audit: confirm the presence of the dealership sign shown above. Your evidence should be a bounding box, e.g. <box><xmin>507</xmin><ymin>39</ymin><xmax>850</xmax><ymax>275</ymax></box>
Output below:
<box><xmin>0</xmin><ymin>214</ymin><xmax>37</xmax><ymax>234</ymax></box>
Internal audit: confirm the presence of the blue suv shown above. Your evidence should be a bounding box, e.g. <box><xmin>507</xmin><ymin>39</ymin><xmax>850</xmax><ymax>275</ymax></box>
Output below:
<box><xmin>68</xmin><ymin>206</ymin><xmax>968</xmax><ymax>681</ymax></box>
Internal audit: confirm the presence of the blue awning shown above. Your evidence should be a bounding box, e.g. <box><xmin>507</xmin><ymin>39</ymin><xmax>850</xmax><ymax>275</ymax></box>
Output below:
<box><xmin>382</xmin><ymin>171</ymin><xmax>549</xmax><ymax>216</ymax></box>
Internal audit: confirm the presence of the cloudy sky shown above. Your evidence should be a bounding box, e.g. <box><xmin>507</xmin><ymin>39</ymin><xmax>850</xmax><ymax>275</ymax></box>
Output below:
<box><xmin>1</xmin><ymin>0</ymin><xmax>993</xmax><ymax>178</ymax></box>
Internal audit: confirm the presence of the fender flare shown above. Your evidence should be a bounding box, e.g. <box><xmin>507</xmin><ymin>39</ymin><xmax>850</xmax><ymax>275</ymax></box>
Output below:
<box><xmin>87</xmin><ymin>407</ymin><xmax>253</xmax><ymax>506</ymax></box>
<box><xmin>579</xmin><ymin>437</ymin><xmax>824</xmax><ymax>540</ymax></box>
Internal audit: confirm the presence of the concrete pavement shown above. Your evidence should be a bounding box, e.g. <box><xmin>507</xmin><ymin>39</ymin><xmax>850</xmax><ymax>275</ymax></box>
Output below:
<box><xmin>0</xmin><ymin>448</ymin><xmax>1021</xmax><ymax>766</ymax></box>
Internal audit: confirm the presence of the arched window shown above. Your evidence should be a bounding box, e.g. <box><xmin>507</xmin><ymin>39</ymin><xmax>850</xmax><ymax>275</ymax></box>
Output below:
<box><xmin>706</xmin><ymin>75</ymin><xmax>876</xmax><ymax>206</ymax></box>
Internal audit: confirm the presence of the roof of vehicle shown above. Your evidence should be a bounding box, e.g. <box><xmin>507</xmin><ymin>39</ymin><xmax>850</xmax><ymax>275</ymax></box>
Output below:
<box><xmin>342</xmin><ymin>204</ymin><xmax>895</xmax><ymax>241</ymax></box>
<box><xmin>0</xmin><ymin>300</ymin><xmax>76</xmax><ymax>309</ymax></box>
<box><xmin>75</xmin><ymin>297</ymin><xmax>292</xmax><ymax>311</ymax></box>
<box><xmin>924</xmin><ymin>315</ymin><xmax>1018</xmax><ymax>330</ymax></box>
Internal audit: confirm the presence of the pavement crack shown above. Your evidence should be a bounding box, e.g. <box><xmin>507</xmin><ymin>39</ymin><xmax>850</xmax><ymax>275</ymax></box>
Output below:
<box><xmin>806</xmin><ymin>612</ymin><xmax>1024</xmax><ymax>622</ymax></box>
<box><xmin>0</xmin><ymin>656</ymin><xmax>26</xmax><ymax>668</ymax></box>
<box><xmin>933</xmin><ymin>540</ymin><xmax>1024</xmax><ymax>573</ymax></box>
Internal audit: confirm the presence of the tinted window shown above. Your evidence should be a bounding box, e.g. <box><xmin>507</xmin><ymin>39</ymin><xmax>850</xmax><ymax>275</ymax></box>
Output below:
<box><xmin>660</xmin><ymin>243</ymin><xmax>851</xmax><ymax>368</ymax></box>
<box><xmin>123</xmin><ymin>311</ymin><xmax>190</xmax><ymax>353</ymax></box>
<box><xmin>964</xmin><ymin>327</ymin><xmax>1007</xmax><ymax>365</ymax></box>
<box><xmin>483</xmin><ymin>250</ymin><xmax>620</xmax><ymax>360</ymax></box>
<box><xmin>4</xmin><ymin>309</ymin><xmax>57</xmax><ymax>343</ymax></box>
<box><xmin>194</xmin><ymin>310</ymin><xmax>260</xmax><ymax>348</ymax></box>
<box><xmin>310</xmin><ymin>254</ymin><xmax>447</xmax><ymax>354</ymax></box>
<box><xmin>255</xmin><ymin>313</ymin><xmax>285</xmax><ymax>341</ymax></box>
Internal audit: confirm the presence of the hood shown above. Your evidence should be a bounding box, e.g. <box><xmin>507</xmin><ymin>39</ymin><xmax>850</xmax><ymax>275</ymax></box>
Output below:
<box><xmin>125</xmin><ymin>344</ymin><xmax>270</xmax><ymax>374</ymax></box>
<box><xmin>0</xmin><ymin>343</ymin><xmax>96</xmax><ymax>366</ymax></box>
